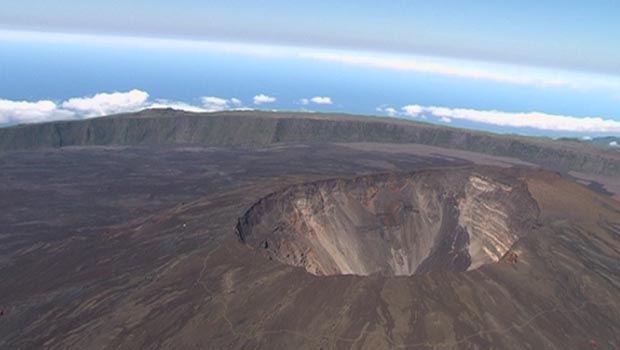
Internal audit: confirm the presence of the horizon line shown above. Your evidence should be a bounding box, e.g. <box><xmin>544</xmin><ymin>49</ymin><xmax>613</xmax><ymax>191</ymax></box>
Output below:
<box><xmin>2</xmin><ymin>27</ymin><xmax>620</xmax><ymax>87</ymax></box>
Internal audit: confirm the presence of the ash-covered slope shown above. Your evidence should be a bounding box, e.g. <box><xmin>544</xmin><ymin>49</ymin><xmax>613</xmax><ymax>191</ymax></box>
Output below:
<box><xmin>1</xmin><ymin>109</ymin><xmax>619</xmax><ymax>176</ymax></box>
<box><xmin>237</xmin><ymin>167</ymin><xmax>539</xmax><ymax>276</ymax></box>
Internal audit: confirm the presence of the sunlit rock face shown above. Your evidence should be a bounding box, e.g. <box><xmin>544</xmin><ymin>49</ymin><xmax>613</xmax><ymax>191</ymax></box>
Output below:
<box><xmin>237</xmin><ymin>167</ymin><xmax>539</xmax><ymax>276</ymax></box>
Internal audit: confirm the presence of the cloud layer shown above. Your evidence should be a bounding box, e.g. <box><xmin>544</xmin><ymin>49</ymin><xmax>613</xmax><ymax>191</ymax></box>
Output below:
<box><xmin>1</xmin><ymin>90</ymin><xmax>341</xmax><ymax>126</ymax></box>
<box><xmin>299</xmin><ymin>51</ymin><xmax>620</xmax><ymax>91</ymax></box>
<box><xmin>400</xmin><ymin>104</ymin><xmax>620</xmax><ymax>133</ymax></box>
<box><xmin>4</xmin><ymin>30</ymin><xmax>620</xmax><ymax>93</ymax></box>
<box><xmin>0</xmin><ymin>90</ymin><xmax>251</xmax><ymax>125</ymax></box>
<box><xmin>3</xmin><ymin>88</ymin><xmax>620</xmax><ymax>134</ymax></box>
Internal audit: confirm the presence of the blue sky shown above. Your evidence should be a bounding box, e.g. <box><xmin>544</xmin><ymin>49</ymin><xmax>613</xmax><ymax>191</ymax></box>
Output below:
<box><xmin>1</xmin><ymin>1</ymin><xmax>620</xmax><ymax>137</ymax></box>
<box><xmin>3</xmin><ymin>0</ymin><xmax>620</xmax><ymax>74</ymax></box>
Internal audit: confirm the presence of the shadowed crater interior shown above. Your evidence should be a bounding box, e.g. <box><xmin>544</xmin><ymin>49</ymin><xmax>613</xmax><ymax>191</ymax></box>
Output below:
<box><xmin>236</xmin><ymin>167</ymin><xmax>540</xmax><ymax>276</ymax></box>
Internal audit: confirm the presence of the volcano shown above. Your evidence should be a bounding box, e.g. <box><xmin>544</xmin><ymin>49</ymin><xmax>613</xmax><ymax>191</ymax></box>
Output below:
<box><xmin>1</xmin><ymin>111</ymin><xmax>619</xmax><ymax>350</ymax></box>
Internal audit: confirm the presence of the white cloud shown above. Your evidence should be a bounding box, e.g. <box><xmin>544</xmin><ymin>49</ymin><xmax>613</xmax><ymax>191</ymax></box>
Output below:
<box><xmin>200</xmin><ymin>96</ymin><xmax>246</xmax><ymax>111</ymax></box>
<box><xmin>200</xmin><ymin>96</ymin><xmax>232</xmax><ymax>111</ymax></box>
<box><xmin>149</xmin><ymin>100</ymin><xmax>207</xmax><ymax>113</ymax></box>
<box><xmin>62</xmin><ymin>89</ymin><xmax>150</xmax><ymax>117</ymax></box>
<box><xmin>301</xmin><ymin>52</ymin><xmax>541</xmax><ymax>86</ymax></box>
<box><xmin>0</xmin><ymin>99</ymin><xmax>74</xmax><ymax>125</ymax></box>
<box><xmin>310</xmin><ymin>96</ymin><xmax>333</xmax><ymax>105</ymax></box>
<box><xmin>253</xmin><ymin>94</ymin><xmax>276</xmax><ymax>105</ymax></box>
<box><xmin>300</xmin><ymin>96</ymin><xmax>333</xmax><ymax>106</ymax></box>
<box><xmin>611</xmin><ymin>141</ymin><xmax>619</xmax><ymax>147</ymax></box>
<box><xmin>384</xmin><ymin>108</ymin><xmax>397</xmax><ymax>117</ymax></box>
<box><xmin>376</xmin><ymin>106</ymin><xmax>398</xmax><ymax>117</ymax></box>
<box><xmin>402</xmin><ymin>105</ymin><xmax>424</xmax><ymax>117</ymax></box>
<box><xmin>0</xmin><ymin>89</ymin><xmax>212</xmax><ymax>125</ymax></box>
<box><xmin>400</xmin><ymin>104</ymin><xmax>620</xmax><ymax>133</ymax></box>
<box><xmin>200</xmin><ymin>96</ymin><xmax>229</xmax><ymax>109</ymax></box>
<box><xmin>299</xmin><ymin>51</ymin><xmax>620</xmax><ymax>91</ymax></box>
<box><xmin>581</xmin><ymin>136</ymin><xmax>593</xmax><ymax>140</ymax></box>
<box><xmin>440</xmin><ymin>117</ymin><xmax>452</xmax><ymax>123</ymax></box>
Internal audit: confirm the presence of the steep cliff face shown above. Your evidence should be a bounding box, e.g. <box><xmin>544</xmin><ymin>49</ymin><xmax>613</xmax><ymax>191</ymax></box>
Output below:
<box><xmin>458</xmin><ymin>175</ymin><xmax>538</xmax><ymax>269</ymax></box>
<box><xmin>237</xmin><ymin>167</ymin><xmax>540</xmax><ymax>276</ymax></box>
<box><xmin>1</xmin><ymin>109</ymin><xmax>619</xmax><ymax>176</ymax></box>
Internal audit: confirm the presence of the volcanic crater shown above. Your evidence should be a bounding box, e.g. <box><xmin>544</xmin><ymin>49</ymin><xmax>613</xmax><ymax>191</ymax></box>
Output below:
<box><xmin>237</xmin><ymin>167</ymin><xmax>540</xmax><ymax>276</ymax></box>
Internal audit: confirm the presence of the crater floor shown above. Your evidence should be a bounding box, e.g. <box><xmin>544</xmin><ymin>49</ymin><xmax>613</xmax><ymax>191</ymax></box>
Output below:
<box><xmin>237</xmin><ymin>167</ymin><xmax>540</xmax><ymax>276</ymax></box>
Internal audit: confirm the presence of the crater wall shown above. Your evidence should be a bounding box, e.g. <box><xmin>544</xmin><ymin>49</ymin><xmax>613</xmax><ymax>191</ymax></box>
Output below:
<box><xmin>237</xmin><ymin>167</ymin><xmax>540</xmax><ymax>276</ymax></box>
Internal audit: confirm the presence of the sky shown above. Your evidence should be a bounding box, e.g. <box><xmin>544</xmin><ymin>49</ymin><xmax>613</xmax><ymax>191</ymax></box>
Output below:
<box><xmin>1</xmin><ymin>1</ymin><xmax>620</xmax><ymax>138</ymax></box>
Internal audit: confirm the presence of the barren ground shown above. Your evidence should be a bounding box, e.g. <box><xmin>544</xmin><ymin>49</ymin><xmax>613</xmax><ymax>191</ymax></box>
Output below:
<box><xmin>1</xmin><ymin>142</ymin><xmax>619</xmax><ymax>349</ymax></box>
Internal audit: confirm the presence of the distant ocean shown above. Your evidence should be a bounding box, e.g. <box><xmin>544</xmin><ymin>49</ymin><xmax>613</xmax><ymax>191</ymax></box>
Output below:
<box><xmin>1</xmin><ymin>36</ymin><xmax>619</xmax><ymax>137</ymax></box>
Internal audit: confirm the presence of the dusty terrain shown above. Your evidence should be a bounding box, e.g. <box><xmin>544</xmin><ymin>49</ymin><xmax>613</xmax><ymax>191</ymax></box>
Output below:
<box><xmin>1</xmin><ymin>112</ymin><xmax>620</xmax><ymax>349</ymax></box>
